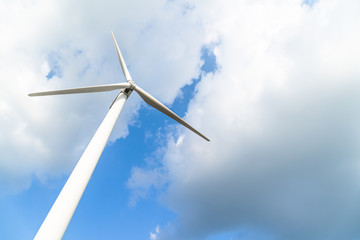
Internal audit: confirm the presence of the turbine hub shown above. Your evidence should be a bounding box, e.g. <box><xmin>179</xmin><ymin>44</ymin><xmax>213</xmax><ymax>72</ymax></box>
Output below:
<box><xmin>128</xmin><ymin>80</ymin><xmax>136</xmax><ymax>89</ymax></box>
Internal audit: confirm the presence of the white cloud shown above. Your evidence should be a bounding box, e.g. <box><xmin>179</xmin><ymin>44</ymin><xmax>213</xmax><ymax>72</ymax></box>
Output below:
<box><xmin>150</xmin><ymin>225</ymin><xmax>160</xmax><ymax>240</ymax></box>
<box><xmin>128</xmin><ymin>0</ymin><xmax>360</xmax><ymax>239</ymax></box>
<box><xmin>127</xmin><ymin>166</ymin><xmax>167</xmax><ymax>206</ymax></box>
<box><xmin>0</xmin><ymin>0</ymin><xmax>205</xmax><ymax>195</ymax></box>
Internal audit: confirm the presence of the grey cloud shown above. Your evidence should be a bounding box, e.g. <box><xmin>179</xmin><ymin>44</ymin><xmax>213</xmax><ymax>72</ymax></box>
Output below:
<box><xmin>128</xmin><ymin>0</ymin><xmax>360</xmax><ymax>239</ymax></box>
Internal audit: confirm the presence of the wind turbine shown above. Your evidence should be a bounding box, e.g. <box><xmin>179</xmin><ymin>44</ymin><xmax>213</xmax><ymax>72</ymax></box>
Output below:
<box><xmin>29</xmin><ymin>32</ymin><xmax>209</xmax><ymax>239</ymax></box>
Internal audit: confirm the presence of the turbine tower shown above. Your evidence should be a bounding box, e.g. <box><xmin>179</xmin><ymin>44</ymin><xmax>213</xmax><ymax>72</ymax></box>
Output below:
<box><xmin>30</xmin><ymin>33</ymin><xmax>209</xmax><ymax>240</ymax></box>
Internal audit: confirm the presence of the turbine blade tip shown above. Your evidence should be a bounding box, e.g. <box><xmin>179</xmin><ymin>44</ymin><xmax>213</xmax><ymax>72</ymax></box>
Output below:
<box><xmin>201</xmin><ymin>135</ymin><xmax>210</xmax><ymax>142</ymax></box>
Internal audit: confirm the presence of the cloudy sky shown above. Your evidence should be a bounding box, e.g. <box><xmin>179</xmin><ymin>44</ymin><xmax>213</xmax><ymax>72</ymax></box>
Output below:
<box><xmin>1</xmin><ymin>0</ymin><xmax>360</xmax><ymax>239</ymax></box>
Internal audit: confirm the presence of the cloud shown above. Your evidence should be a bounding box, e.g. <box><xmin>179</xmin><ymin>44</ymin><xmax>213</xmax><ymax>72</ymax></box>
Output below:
<box><xmin>0</xmin><ymin>0</ymin><xmax>205</xmax><ymax>195</ymax></box>
<box><xmin>3</xmin><ymin>0</ymin><xmax>360</xmax><ymax>239</ymax></box>
<box><xmin>128</xmin><ymin>0</ymin><xmax>360</xmax><ymax>239</ymax></box>
<box><xmin>150</xmin><ymin>225</ymin><xmax>160</xmax><ymax>240</ymax></box>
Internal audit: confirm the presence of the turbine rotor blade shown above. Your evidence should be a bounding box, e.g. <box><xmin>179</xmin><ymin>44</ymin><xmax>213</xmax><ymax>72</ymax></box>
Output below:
<box><xmin>111</xmin><ymin>32</ymin><xmax>132</xmax><ymax>81</ymax></box>
<box><xmin>28</xmin><ymin>83</ymin><xmax>131</xmax><ymax>97</ymax></box>
<box><xmin>134</xmin><ymin>86</ymin><xmax>210</xmax><ymax>141</ymax></box>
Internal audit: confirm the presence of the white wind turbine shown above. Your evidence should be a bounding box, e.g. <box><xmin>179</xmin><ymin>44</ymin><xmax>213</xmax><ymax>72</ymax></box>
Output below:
<box><xmin>29</xmin><ymin>33</ymin><xmax>209</xmax><ymax>239</ymax></box>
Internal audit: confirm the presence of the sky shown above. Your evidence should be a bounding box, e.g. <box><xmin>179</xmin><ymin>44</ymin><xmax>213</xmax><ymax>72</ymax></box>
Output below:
<box><xmin>1</xmin><ymin>0</ymin><xmax>360</xmax><ymax>239</ymax></box>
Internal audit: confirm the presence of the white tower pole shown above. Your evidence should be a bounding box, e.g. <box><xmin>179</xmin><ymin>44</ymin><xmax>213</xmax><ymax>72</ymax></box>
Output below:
<box><xmin>34</xmin><ymin>91</ymin><xmax>129</xmax><ymax>240</ymax></box>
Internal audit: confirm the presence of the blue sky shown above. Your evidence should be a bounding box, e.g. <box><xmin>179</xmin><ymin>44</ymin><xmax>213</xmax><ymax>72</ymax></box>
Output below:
<box><xmin>1</xmin><ymin>0</ymin><xmax>360</xmax><ymax>239</ymax></box>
